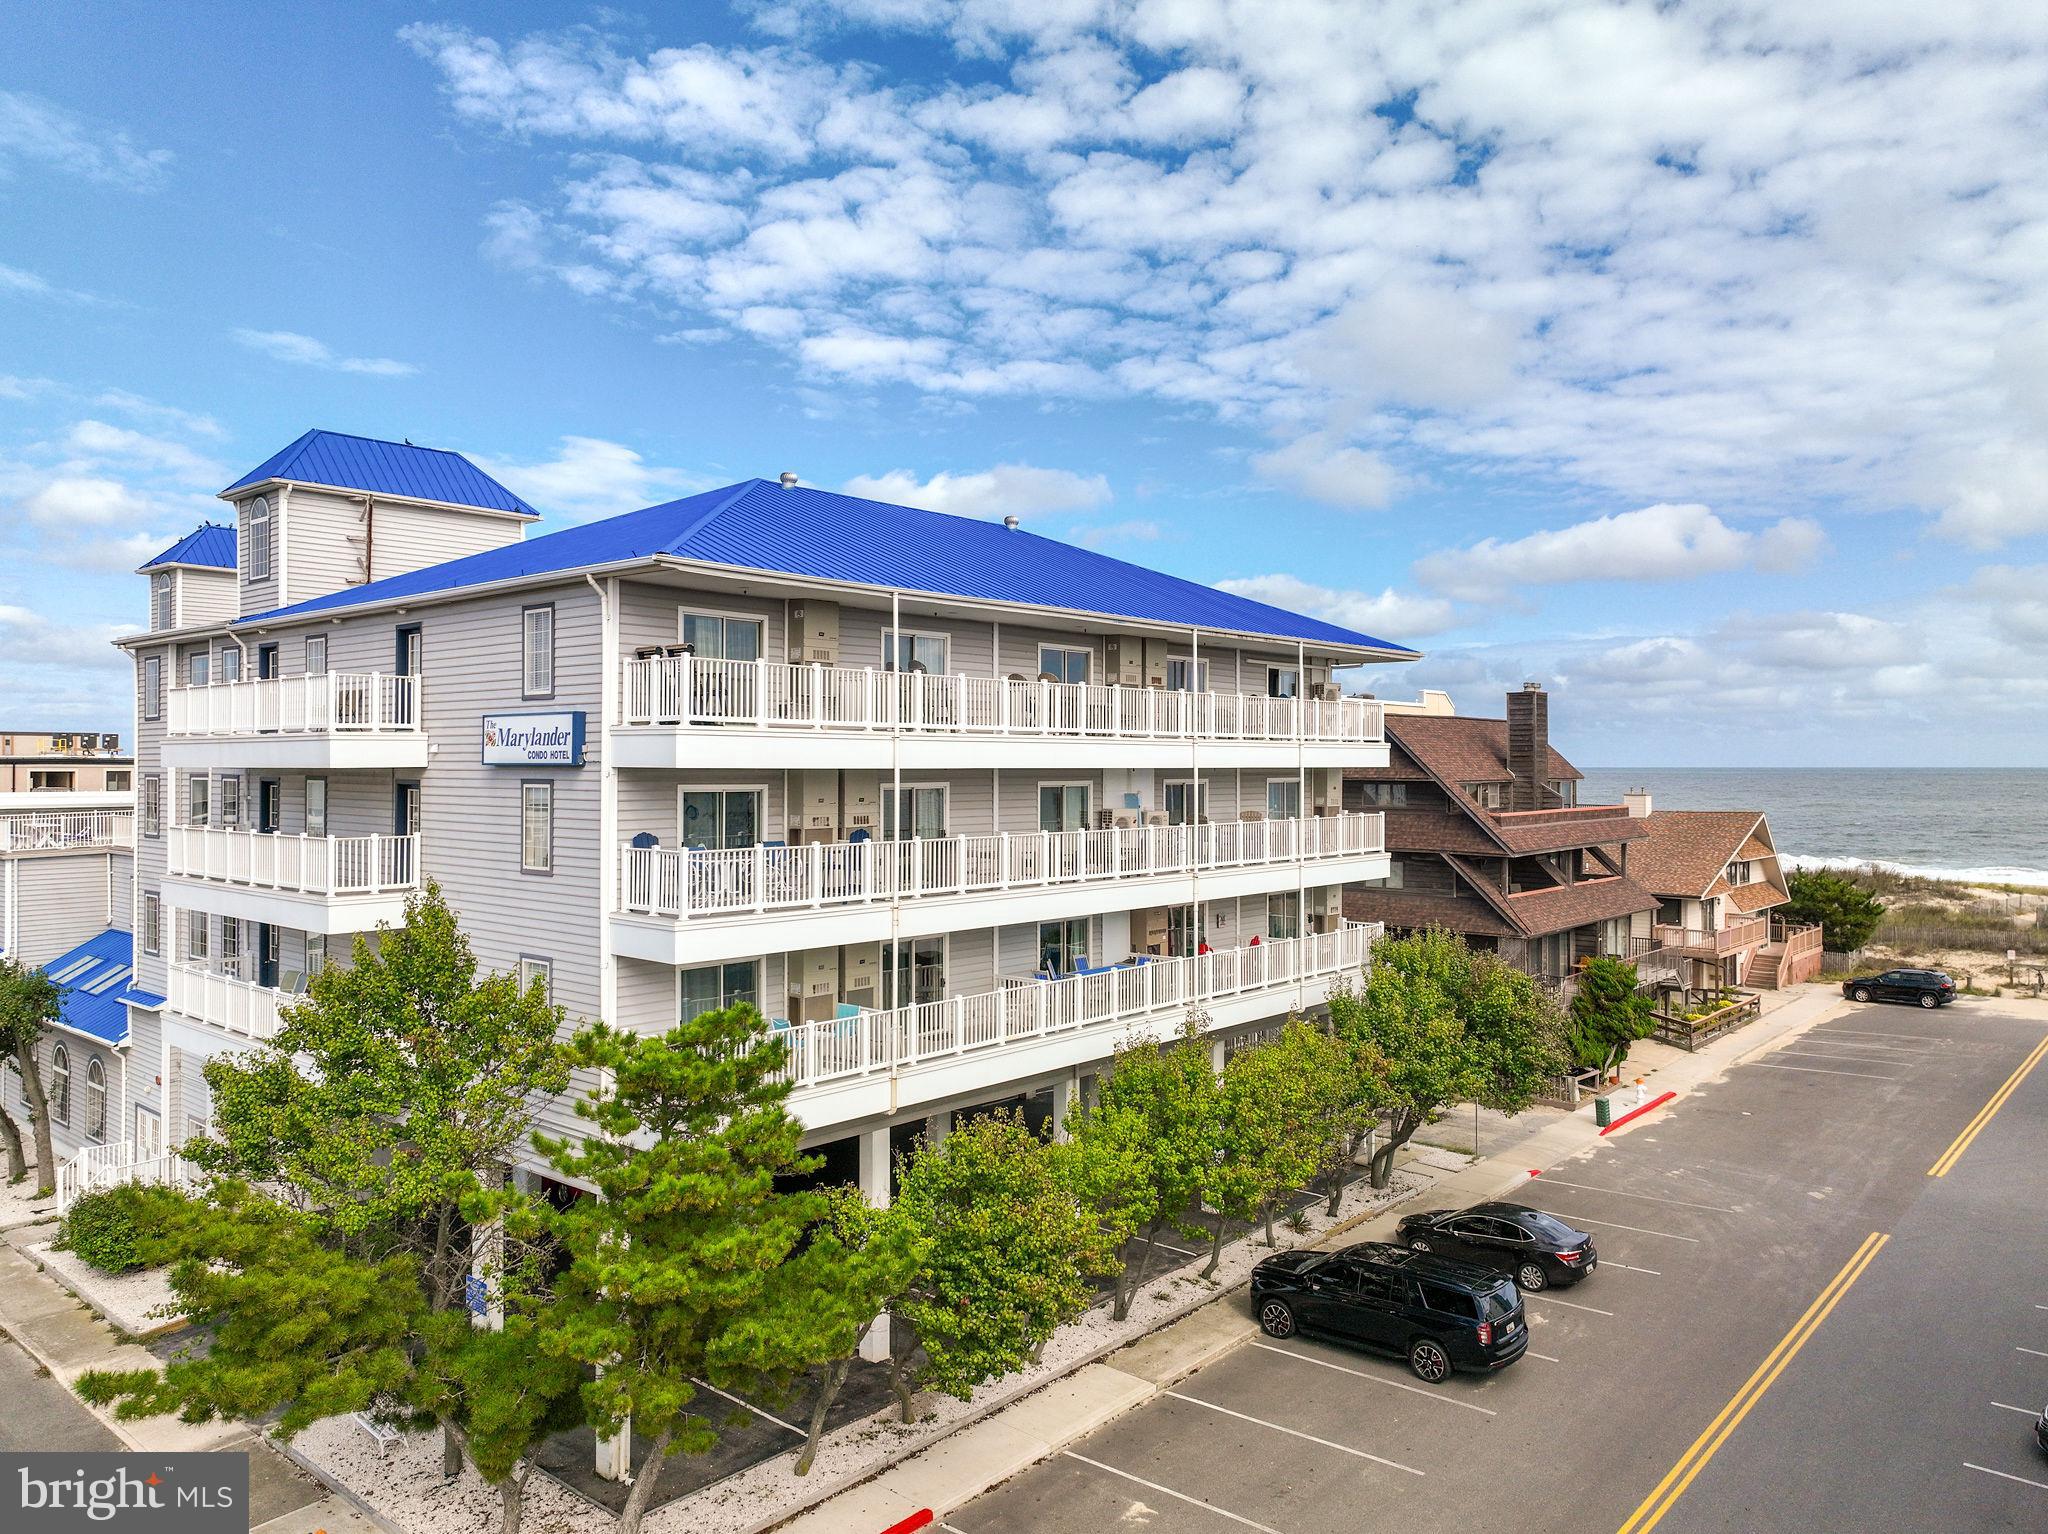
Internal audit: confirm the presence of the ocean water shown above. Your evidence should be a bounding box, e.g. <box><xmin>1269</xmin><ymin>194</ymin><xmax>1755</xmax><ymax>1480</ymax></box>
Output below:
<box><xmin>1575</xmin><ymin>769</ymin><xmax>2048</xmax><ymax>887</ymax></box>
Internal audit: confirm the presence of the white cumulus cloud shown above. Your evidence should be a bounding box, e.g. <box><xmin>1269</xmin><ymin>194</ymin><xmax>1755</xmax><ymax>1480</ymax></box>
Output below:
<box><xmin>230</xmin><ymin>329</ymin><xmax>418</xmax><ymax>378</ymax></box>
<box><xmin>474</xmin><ymin>436</ymin><xmax>714</xmax><ymax>523</ymax></box>
<box><xmin>1217</xmin><ymin>573</ymin><xmax>1455</xmax><ymax>641</ymax></box>
<box><xmin>841</xmin><ymin>463</ymin><xmax>1112</xmax><ymax>521</ymax></box>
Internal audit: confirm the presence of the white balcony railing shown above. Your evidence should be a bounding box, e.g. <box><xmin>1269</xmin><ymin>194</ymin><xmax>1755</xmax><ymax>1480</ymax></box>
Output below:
<box><xmin>770</xmin><ymin>920</ymin><xmax>1379</xmax><ymax>1093</ymax></box>
<box><xmin>620</xmin><ymin>813</ymin><xmax>1384</xmax><ymax>921</ymax></box>
<box><xmin>622</xmin><ymin>654</ymin><xmax>1382</xmax><ymax>744</ymax></box>
<box><xmin>55</xmin><ymin>1139</ymin><xmax>195</xmax><ymax>1213</ymax></box>
<box><xmin>166</xmin><ymin>672</ymin><xmax>420</xmax><ymax>737</ymax></box>
<box><xmin>0</xmin><ymin>810</ymin><xmax>134</xmax><ymax>852</ymax></box>
<box><xmin>168</xmin><ymin>963</ymin><xmax>294</xmax><ymax>1041</ymax></box>
<box><xmin>168</xmin><ymin>827</ymin><xmax>419</xmax><ymax>896</ymax></box>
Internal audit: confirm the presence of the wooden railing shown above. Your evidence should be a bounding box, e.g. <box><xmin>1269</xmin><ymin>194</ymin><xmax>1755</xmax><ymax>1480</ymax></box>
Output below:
<box><xmin>768</xmin><ymin>921</ymin><xmax>1380</xmax><ymax>1093</ymax></box>
<box><xmin>0</xmin><ymin>810</ymin><xmax>133</xmax><ymax>852</ymax></box>
<box><xmin>621</xmin><ymin>654</ymin><xmax>1383</xmax><ymax>744</ymax></box>
<box><xmin>619</xmin><ymin>813</ymin><xmax>1383</xmax><ymax>920</ymax></box>
<box><xmin>168</xmin><ymin>828</ymin><xmax>418</xmax><ymax>895</ymax></box>
<box><xmin>167</xmin><ymin>672</ymin><xmax>420</xmax><ymax>737</ymax></box>
<box><xmin>1650</xmin><ymin>993</ymin><xmax>1761</xmax><ymax>1051</ymax></box>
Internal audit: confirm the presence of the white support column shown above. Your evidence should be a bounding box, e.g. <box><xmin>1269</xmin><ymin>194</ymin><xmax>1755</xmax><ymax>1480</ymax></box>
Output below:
<box><xmin>858</xmin><ymin>1125</ymin><xmax>893</xmax><ymax>1363</ymax></box>
<box><xmin>1050</xmin><ymin>1072</ymin><xmax>1074</xmax><ymax>1142</ymax></box>
<box><xmin>594</xmin><ymin>1415</ymin><xmax>632</xmax><ymax>1482</ymax></box>
<box><xmin>1211</xmin><ymin>1038</ymin><xmax>1226</xmax><ymax>1074</ymax></box>
<box><xmin>924</xmin><ymin>1109</ymin><xmax>951</xmax><ymax>1148</ymax></box>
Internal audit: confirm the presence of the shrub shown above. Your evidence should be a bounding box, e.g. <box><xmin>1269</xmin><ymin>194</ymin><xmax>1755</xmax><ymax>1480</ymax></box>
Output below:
<box><xmin>1782</xmin><ymin>871</ymin><xmax>1886</xmax><ymax>952</ymax></box>
<box><xmin>57</xmin><ymin>1185</ymin><xmax>179</xmax><ymax>1273</ymax></box>
<box><xmin>1566</xmin><ymin>956</ymin><xmax>1656</xmax><ymax>1071</ymax></box>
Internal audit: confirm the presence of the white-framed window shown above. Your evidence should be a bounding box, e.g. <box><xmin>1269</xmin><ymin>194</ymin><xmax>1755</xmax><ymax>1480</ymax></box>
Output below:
<box><xmin>186</xmin><ymin>912</ymin><xmax>210</xmax><ymax>963</ymax></box>
<box><xmin>1267</xmin><ymin>891</ymin><xmax>1301</xmax><ymax>941</ymax></box>
<box><xmin>1464</xmin><ymin>781</ymin><xmax>1504</xmax><ymax>809</ymax></box>
<box><xmin>1038</xmin><ymin>781</ymin><xmax>1092</xmax><ymax>833</ymax></box>
<box><xmin>522</xmin><ymin>604</ymin><xmax>556</xmax><ymax>698</ymax></box>
<box><xmin>142</xmin><ymin>894</ymin><xmax>161</xmax><ymax>956</ymax></box>
<box><xmin>518</xmin><ymin>956</ymin><xmax>552</xmax><ymax>998</ymax></box>
<box><xmin>150</xmin><ymin>572</ymin><xmax>173</xmax><ymax>630</ymax></box>
<box><xmin>1163</xmin><ymin>778</ymin><xmax>1208</xmax><ymax>826</ymax></box>
<box><xmin>49</xmin><ymin>1044</ymin><xmax>70</xmax><ymax>1126</ymax></box>
<box><xmin>186</xmin><ymin>773</ymin><xmax>210</xmax><ymax>828</ymax></box>
<box><xmin>884</xmin><ymin>629</ymin><xmax>948</xmax><ymax>674</ymax></box>
<box><xmin>882</xmin><ymin>785</ymin><xmax>946</xmax><ymax>841</ymax></box>
<box><xmin>520</xmin><ymin>782</ymin><xmax>554</xmax><ymax>872</ymax></box>
<box><xmin>217</xmin><ymin>775</ymin><xmax>242</xmax><ymax>829</ymax></box>
<box><xmin>247</xmin><ymin>497</ymin><xmax>272</xmax><ymax>581</ymax></box>
<box><xmin>305</xmin><ymin>635</ymin><xmax>328</xmax><ymax>675</ymax></box>
<box><xmin>305</xmin><ymin>934</ymin><xmax>328</xmax><ymax>976</ymax></box>
<box><xmin>142</xmin><ymin>655</ymin><xmax>162</xmax><ymax>721</ymax></box>
<box><xmin>679</xmin><ymin>960</ymin><xmax>757</xmax><ymax>1021</ymax></box>
<box><xmin>1165</xmin><ymin>655</ymin><xmax>1209</xmax><ymax>692</ymax></box>
<box><xmin>679</xmin><ymin>611</ymin><xmax>763</xmax><ymax>661</ymax></box>
<box><xmin>106</xmin><ymin>770</ymin><xmax>130</xmax><ymax>792</ymax></box>
<box><xmin>140</xmin><ymin>775</ymin><xmax>162</xmax><ymax>838</ymax></box>
<box><xmin>187</xmin><ymin>651</ymin><xmax>209</xmax><ymax>687</ymax></box>
<box><xmin>1267</xmin><ymin>666</ymin><xmax>1299</xmax><ymax>699</ymax></box>
<box><xmin>305</xmin><ymin>777</ymin><xmax>327</xmax><ymax>837</ymax></box>
<box><xmin>1037</xmin><ymin>918</ymin><xmax>1091</xmax><ymax>977</ymax></box>
<box><xmin>219</xmin><ymin>646</ymin><xmax>242</xmax><ymax>683</ymax></box>
<box><xmin>1267</xmin><ymin>777</ymin><xmax>1303</xmax><ymax>821</ymax></box>
<box><xmin>1364</xmin><ymin>860</ymin><xmax>1406</xmax><ymax>891</ymax></box>
<box><xmin>679</xmin><ymin>787</ymin><xmax>761</xmax><ymax>851</ymax></box>
<box><xmin>85</xmin><ymin>1058</ymin><xmax>107</xmax><ymax>1140</ymax></box>
<box><xmin>1354</xmin><ymin>781</ymin><xmax>1408</xmax><ymax>807</ymax></box>
<box><xmin>1038</xmin><ymin>645</ymin><xmax>1090</xmax><ymax>685</ymax></box>
<box><xmin>1168</xmin><ymin>904</ymin><xmax>1205</xmax><ymax>957</ymax></box>
<box><xmin>220</xmin><ymin>917</ymin><xmax>242</xmax><ymax>975</ymax></box>
<box><xmin>888</xmin><ymin>935</ymin><xmax>946</xmax><ymax>1009</ymax></box>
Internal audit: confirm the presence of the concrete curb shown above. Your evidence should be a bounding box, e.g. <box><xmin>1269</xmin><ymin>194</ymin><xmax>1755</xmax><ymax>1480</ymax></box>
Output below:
<box><xmin>270</xmin><ymin>1436</ymin><xmax>409</xmax><ymax>1534</ymax></box>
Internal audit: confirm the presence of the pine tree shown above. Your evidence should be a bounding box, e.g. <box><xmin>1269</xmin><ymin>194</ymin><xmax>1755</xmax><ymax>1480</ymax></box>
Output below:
<box><xmin>0</xmin><ymin>956</ymin><xmax>63</xmax><ymax>1194</ymax></box>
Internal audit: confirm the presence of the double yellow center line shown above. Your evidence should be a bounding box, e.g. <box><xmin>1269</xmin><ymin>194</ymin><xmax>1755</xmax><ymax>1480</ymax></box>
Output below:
<box><xmin>1928</xmin><ymin>1031</ymin><xmax>2048</xmax><ymax>1177</ymax></box>
<box><xmin>1616</xmin><ymin>1232</ymin><xmax>1889</xmax><ymax>1534</ymax></box>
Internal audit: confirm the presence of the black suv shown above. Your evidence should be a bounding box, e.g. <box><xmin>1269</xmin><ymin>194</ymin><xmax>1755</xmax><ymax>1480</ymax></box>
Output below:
<box><xmin>1843</xmin><ymin>969</ymin><xmax>1956</xmax><ymax>1008</ymax></box>
<box><xmin>1249</xmin><ymin>1241</ymin><xmax>1527</xmax><ymax>1382</ymax></box>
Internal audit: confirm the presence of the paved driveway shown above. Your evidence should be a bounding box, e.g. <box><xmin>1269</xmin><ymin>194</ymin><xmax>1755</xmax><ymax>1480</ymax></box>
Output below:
<box><xmin>948</xmin><ymin>1000</ymin><xmax>2048</xmax><ymax>1534</ymax></box>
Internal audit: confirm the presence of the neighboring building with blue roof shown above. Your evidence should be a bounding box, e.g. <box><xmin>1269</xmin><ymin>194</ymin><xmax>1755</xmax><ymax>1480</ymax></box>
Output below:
<box><xmin>118</xmin><ymin>426</ymin><xmax>1418</xmax><ymax>1304</ymax></box>
<box><xmin>0</xmin><ymin>931</ymin><xmax>150</xmax><ymax>1167</ymax></box>
<box><xmin>140</xmin><ymin>523</ymin><xmax>236</xmax><ymax>573</ymax></box>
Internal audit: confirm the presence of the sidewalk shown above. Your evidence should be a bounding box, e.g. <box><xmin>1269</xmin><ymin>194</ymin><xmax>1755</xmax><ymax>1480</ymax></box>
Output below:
<box><xmin>0</xmin><ymin>1225</ymin><xmax>379</xmax><ymax>1533</ymax></box>
<box><xmin>769</xmin><ymin>984</ymin><xmax>1851</xmax><ymax>1534</ymax></box>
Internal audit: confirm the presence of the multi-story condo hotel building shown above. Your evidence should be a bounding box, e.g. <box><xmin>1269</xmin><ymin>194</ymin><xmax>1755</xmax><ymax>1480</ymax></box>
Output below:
<box><xmin>76</xmin><ymin>429</ymin><xmax>1411</xmax><ymax>1226</ymax></box>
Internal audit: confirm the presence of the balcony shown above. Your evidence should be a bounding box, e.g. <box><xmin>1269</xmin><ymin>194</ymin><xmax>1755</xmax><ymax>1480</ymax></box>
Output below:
<box><xmin>167</xmin><ymin>962</ymin><xmax>295</xmax><ymax>1043</ymax></box>
<box><xmin>771</xmin><ymin>921</ymin><xmax>1380</xmax><ymax>1127</ymax></box>
<box><xmin>163</xmin><ymin>672</ymin><xmax>427</xmax><ymax>771</ymax></box>
<box><xmin>0</xmin><ymin>810</ymin><xmax>133</xmax><ymax>853</ymax></box>
<box><xmin>165</xmin><ymin>828</ymin><xmax>419</xmax><ymax>933</ymax></box>
<box><xmin>614</xmin><ymin>655</ymin><xmax>1386</xmax><ymax>771</ymax></box>
<box><xmin>1654</xmin><ymin>915</ymin><xmax>1769</xmax><ymax>958</ymax></box>
<box><xmin>611</xmin><ymin>813</ymin><xmax>1388</xmax><ymax>965</ymax></box>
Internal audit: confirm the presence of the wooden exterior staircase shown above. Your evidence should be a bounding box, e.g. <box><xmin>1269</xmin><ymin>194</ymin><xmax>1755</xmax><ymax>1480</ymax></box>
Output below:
<box><xmin>1748</xmin><ymin>919</ymin><xmax>1824</xmax><ymax>989</ymax></box>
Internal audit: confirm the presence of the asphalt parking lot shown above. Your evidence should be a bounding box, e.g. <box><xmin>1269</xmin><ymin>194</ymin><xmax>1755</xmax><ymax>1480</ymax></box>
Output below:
<box><xmin>948</xmin><ymin>999</ymin><xmax>2048</xmax><ymax>1534</ymax></box>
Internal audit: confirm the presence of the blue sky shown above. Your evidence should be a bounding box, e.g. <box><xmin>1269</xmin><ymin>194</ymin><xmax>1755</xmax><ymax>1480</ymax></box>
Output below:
<box><xmin>6</xmin><ymin>1</ymin><xmax>2048</xmax><ymax>767</ymax></box>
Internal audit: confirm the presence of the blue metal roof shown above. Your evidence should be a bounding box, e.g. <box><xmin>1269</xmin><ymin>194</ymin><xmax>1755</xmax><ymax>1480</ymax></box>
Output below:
<box><xmin>222</xmin><ymin>429</ymin><xmax>537</xmax><ymax>516</ymax></box>
<box><xmin>140</xmin><ymin>522</ymin><xmax>236</xmax><ymax>572</ymax></box>
<box><xmin>240</xmin><ymin>479</ymin><xmax>1419</xmax><ymax>655</ymax></box>
<box><xmin>36</xmin><ymin>930</ymin><xmax>139</xmax><ymax>1046</ymax></box>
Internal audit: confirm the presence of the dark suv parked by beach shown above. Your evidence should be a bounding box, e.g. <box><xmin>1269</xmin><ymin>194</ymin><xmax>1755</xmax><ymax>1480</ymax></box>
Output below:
<box><xmin>1250</xmin><ymin>1241</ymin><xmax>1527</xmax><ymax>1382</ymax></box>
<box><xmin>1843</xmin><ymin>969</ymin><xmax>1956</xmax><ymax>1008</ymax></box>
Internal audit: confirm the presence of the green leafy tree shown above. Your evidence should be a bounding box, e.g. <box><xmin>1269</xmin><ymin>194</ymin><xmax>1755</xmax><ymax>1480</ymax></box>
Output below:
<box><xmin>1782</xmin><ymin>870</ymin><xmax>1886</xmax><ymax>953</ymax></box>
<box><xmin>1566</xmin><ymin>955</ymin><xmax>1657</xmax><ymax>1074</ymax></box>
<box><xmin>710</xmin><ymin>1187</ymin><xmax>926</xmax><ymax>1475</ymax></box>
<box><xmin>888</xmin><ymin>1110</ymin><xmax>1096</xmax><ymax>1420</ymax></box>
<box><xmin>87</xmin><ymin>885</ymin><xmax>579</xmax><ymax>1533</ymax></box>
<box><xmin>1084</xmin><ymin>1021</ymin><xmax>1225</xmax><ymax>1287</ymax></box>
<box><xmin>1052</xmin><ymin>1077</ymin><xmax>1160</xmax><ymax>1321</ymax></box>
<box><xmin>539</xmin><ymin>1005</ymin><xmax>820</xmax><ymax>1534</ymax></box>
<box><xmin>1331</xmin><ymin>929</ymin><xmax>1565</xmax><ymax>1188</ymax></box>
<box><xmin>0</xmin><ymin>956</ymin><xmax>62</xmax><ymax>1193</ymax></box>
<box><xmin>1275</xmin><ymin>1017</ymin><xmax>1378</xmax><ymax>1217</ymax></box>
<box><xmin>1209</xmin><ymin>1028</ymin><xmax>1325</xmax><ymax>1258</ymax></box>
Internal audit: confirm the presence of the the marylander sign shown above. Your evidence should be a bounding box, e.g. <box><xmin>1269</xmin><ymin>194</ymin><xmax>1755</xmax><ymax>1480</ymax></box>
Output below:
<box><xmin>3</xmin><ymin>1453</ymin><xmax>246</xmax><ymax>1534</ymax></box>
<box><xmin>481</xmin><ymin>711</ymin><xmax>585</xmax><ymax>766</ymax></box>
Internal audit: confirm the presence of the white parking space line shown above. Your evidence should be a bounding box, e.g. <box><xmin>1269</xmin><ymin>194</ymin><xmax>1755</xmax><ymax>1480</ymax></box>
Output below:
<box><xmin>1248</xmin><ymin>1340</ymin><xmax>1498</xmax><ymax>1416</ymax></box>
<box><xmin>1992</xmin><ymin>1401</ymin><xmax>2040</xmax><ymax>1415</ymax></box>
<box><xmin>1531</xmin><ymin>1178</ymin><xmax>1736</xmax><ymax>1213</ymax></box>
<box><xmin>1772</xmin><ymin>1047</ymin><xmax>1923</xmax><ymax>1068</ymax></box>
<box><xmin>1808</xmin><ymin>1028</ymin><xmax>1948</xmax><ymax>1046</ymax></box>
<box><xmin>1965</xmin><ymin>1463</ymin><xmax>2048</xmax><ymax>1493</ymax></box>
<box><xmin>1064</xmin><ymin>1451</ymin><xmax>1290</xmax><ymax>1534</ymax></box>
<box><xmin>1530</xmin><ymin>1209</ymin><xmax>1700</xmax><ymax>1243</ymax></box>
<box><xmin>1531</xmin><ymin>1294</ymin><xmax>1614</xmax><ymax>1317</ymax></box>
<box><xmin>1526</xmin><ymin>1351</ymin><xmax>1562</xmax><ymax>1363</ymax></box>
<box><xmin>689</xmin><ymin>1378</ymin><xmax>803</xmax><ymax>1436</ymax></box>
<box><xmin>1149</xmin><ymin>1238</ymin><xmax>1200</xmax><ymax>1257</ymax></box>
<box><xmin>1163</xmin><ymin>1389</ymin><xmax>1426</xmax><ymax>1476</ymax></box>
<box><xmin>2017</xmin><ymin>1346</ymin><xmax>2048</xmax><ymax>1359</ymax></box>
<box><xmin>1596</xmin><ymin>1260</ymin><xmax>1662</xmax><ymax>1275</ymax></box>
<box><xmin>1751</xmin><ymin>1062</ymin><xmax>1902</xmax><ymax>1081</ymax></box>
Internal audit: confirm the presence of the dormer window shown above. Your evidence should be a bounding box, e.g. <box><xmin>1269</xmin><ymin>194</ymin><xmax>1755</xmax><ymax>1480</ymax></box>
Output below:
<box><xmin>246</xmin><ymin>497</ymin><xmax>272</xmax><ymax>582</ymax></box>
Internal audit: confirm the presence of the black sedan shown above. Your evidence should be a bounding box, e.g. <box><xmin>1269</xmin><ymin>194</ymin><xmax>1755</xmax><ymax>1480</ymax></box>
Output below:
<box><xmin>1396</xmin><ymin>1201</ymin><xmax>1596</xmax><ymax>1291</ymax></box>
<box><xmin>1842</xmin><ymin>969</ymin><xmax>1956</xmax><ymax>1008</ymax></box>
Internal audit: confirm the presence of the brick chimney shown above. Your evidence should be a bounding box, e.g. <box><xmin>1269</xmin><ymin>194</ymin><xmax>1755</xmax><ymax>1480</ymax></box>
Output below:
<box><xmin>1505</xmin><ymin>682</ymin><xmax>1548</xmax><ymax>811</ymax></box>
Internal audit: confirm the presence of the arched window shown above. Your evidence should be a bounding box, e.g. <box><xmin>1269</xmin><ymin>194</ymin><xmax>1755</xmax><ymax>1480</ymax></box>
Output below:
<box><xmin>85</xmin><ymin>1058</ymin><xmax>107</xmax><ymax>1140</ymax></box>
<box><xmin>49</xmin><ymin>1043</ymin><xmax>70</xmax><ymax>1126</ymax></box>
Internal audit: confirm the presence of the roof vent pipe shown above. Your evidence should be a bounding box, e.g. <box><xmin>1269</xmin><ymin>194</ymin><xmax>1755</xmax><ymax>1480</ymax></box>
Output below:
<box><xmin>778</xmin><ymin>471</ymin><xmax>799</xmax><ymax>488</ymax></box>
<box><xmin>1002</xmin><ymin>515</ymin><xmax>1020</xmax><ymax>530</ymax></box>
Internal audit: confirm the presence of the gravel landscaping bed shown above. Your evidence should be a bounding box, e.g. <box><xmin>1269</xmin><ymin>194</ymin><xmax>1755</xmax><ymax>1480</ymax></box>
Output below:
<box><xmin>29</xmin><ymin>1242</ymin><xmax>186</xmax><ymax>1337</ymax></box>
